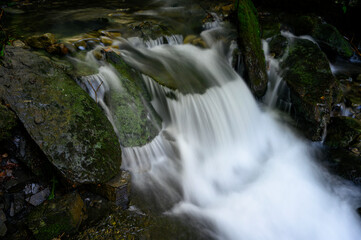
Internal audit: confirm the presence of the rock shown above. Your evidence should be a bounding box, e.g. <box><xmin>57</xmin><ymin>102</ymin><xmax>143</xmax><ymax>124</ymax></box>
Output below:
<box><xmin>184</xmin><ymin>35</ymin><xmax>207</xmax><ymax>48</ymax></box>
<box><xmin>25</xmin><ymin>188</ymin><xmax>50</xmax><ymax>206</ymax></box>
<box><xmin>312</xmin><ymin>23</ymin><xmax>354</xmax><ymax>58</ymax></box>
<box><xmin>325</xmin><ymin>117</ymin><xmax>361</xmax><ymax>148</ymax></box>
<box><xmin>281</xmin><ymin>38</ymin><xmax>339</xmax><ymax>140</ymax></box>
<box><xmin>90</xmin><ymin>170</ymin><xmax>130</xmax><ymax>208</ymax></box>
<box><xmin>26</xmin><ymin>33</ymin><xmax>56</xmax><ymax>49</ymax></box>
<box><xmin>0</xmin><ymin>46</ymin><xmax>122</xmax><ymax>184</ymax></box>
<box><xmin>268</xmin><ymin>34</ymin><xmax>288</xmax><ymax>59</ymax></box>
<box><xmin>103</xmin><ymin>51</ymin><xmax>161</xmax><ymax>147</ymax></box>
<box><xmin>0</xmin><ymin>104</ymin><xmax>17</xmax><ymax>143</ymax></box>
<box><xmin>12</xmin><ymin>40</ymin><xmax>26</xmax><ymax>48</ymax></box>
<box><xmin>0</xmin><ymin>210</ymin><xmax>6</xmax><ymax>237</ymax></box>
<box><xmin>27</xmin><ymin>192</ymin><xmax>86</xmax><ymax>240</ymax></box>
<box><xmin>100</xmin><ymin>36</ymin><xmax>113</xmax><ymax>46</ymax></box>
<box><xmin>235</xmin><ymin>0</ymin><xmax>268</xmax><ymax>97</ymax></box>
<box><xmin>46</xmin><ymin>43</ymin><xmax>69</xmax><ymax>56</ymax></box>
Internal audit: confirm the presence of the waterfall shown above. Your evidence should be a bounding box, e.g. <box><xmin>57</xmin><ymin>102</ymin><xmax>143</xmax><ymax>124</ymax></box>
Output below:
<box><xmin>117</xmin><ymin>31</ymin><xmax>361</xmax><ymax>239</ymax></box>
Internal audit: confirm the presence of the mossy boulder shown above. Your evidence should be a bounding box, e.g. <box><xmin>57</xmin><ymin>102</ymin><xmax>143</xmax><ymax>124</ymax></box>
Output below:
<box><xmin>268</xmin><ymin>34</ymin><xmax>288</xmax><ymax>59</ymax></box>
<box><xmin>286</xmin><ymin>15</ymin><xmax>353</xmax><ymax>58</ymax></box>
<box><xmin>325</xmin><ymin>117</ymin><xmax>361</xmax><ymax>148</ymax></box>
<box><xmin>104</xmin><ymin>51</ymin><xmax>161</xmax><ymax>147</ymax></box>
<box><xmin>235</xmin><ymin>0</ymin><xmax>268</xmax><ymax>97</ymax></box>
<box><xmin>281</xmin><ymin>39</ymin><xmax>339</xmax><ymax>140</ymax></box>
<box><xmin>27</xmin><ymin>192</ymin><xmax>86</xmax><ymax>240</ymax></box>
<box><xmin>0</xmin><ymin>46</ymin><xmax>122</xmax><ymax>184</ymax></box>
<box><xmin>312</xmin><ymin>23</ymin><xmax>354</xmax><ymax>58</ymax></box>
<box><xmin>0</xmin><ymin>104</ymin><xmax>17</xmax><ymax>142</ymax></box>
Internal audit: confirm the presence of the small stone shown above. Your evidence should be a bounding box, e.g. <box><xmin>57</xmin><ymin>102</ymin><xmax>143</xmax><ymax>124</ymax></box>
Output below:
<box><xmin>26</xmin><ymin>188</ymin><xmax>50</xmax><ymax>206</ymax></box>
<box><xmin>12</xmin><ymin>40</ymin><xmax>26</xmax><ymax>48</ymax></box>
<box><xmin>34</xmin><ymin>112</ymin><xmax>44</xmax><ymax>125</ymax></box>
<box><xmin>92</xmin><ymin>49</ymin><xmax>104</xmax><ymax>60</ymax></box>
<box><xmin>100</xmin><ymin>36</ymin><xmax>113</xmax><ymax>46</ymax></box>
<box><xmin>351</xmin><ymin>148</ymin><xmax>360</xmax><ymax>155</ymax></box>
<box><xmin>90</xmin><ymin>170</ymin><xmax>131</xmax><ymax>208</ymax></box>
<box><xmin>184</xmin><ymin>35</ymin><xmax>197</xmax><ymax>44</ymax></box>
<box><xmin>74</xmin><ymin>40</ymin><xmax>87</xmax><ymax>50</ymax></box>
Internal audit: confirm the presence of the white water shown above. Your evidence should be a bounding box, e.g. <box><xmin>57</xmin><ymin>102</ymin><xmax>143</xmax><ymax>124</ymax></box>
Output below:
<box><xmin>114</xmin><ymin>33</ymin><xmax>361</xmax><ymax>239</ymax></box>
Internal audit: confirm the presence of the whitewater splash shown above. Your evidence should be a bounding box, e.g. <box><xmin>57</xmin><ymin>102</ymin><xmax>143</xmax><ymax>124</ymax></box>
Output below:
<box><xmin>104</xmin><ymin>30</ymin><xmax>361</xmax><ymax>239</ymax></box>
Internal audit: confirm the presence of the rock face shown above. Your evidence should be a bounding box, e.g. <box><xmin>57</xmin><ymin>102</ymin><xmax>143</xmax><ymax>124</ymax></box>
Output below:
<box><xmin>281</xmin><ymin>39</ymin><xmax>339</xmax><ymax>140</ymax></box>
<box><xmin>235</xmin><ymin>0</ymin><xmax>268</xmax><ymax>97</ymax></box>
<box><xmin>27</xmin><ymin>192</ymin><xmax>86</xmax><ymax>240</ymax></box>
<box><xmin>0</xmin><ymin>46</ymin><xmax>122</xmax><ymax>184</ymax></box>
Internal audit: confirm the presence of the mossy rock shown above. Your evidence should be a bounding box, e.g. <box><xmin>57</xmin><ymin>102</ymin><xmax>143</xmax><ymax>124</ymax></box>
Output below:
<box><xmin>312</xmin><ymin>23</ymin><xmax>354</xmax><ymax>58</ymax></box>
<box><xmin>104</xmin><ymin>51</ymin><xmax>161</xmax><ymax>147</ymax></box>
<box><xmin>281</xmin><ymin>39</ymin><xmax>339</xmax><ymax>140</ymax></box>
<box><xmin>325</xmin><ymin>116</ymin><xmax>361</xmax><ymax>148</ymax></box>
<box><xmin>26</xmin><ymin>33</ymin><xmax>56</xmax><ymax>49</ymax></box>
<box><xmin>235</xmin><ymin>0</ymin><xmax>267</xmax><ymax>97</ymax></box>
<box><xmin>0</xmin><ymin>46</ymin><xmax>122</xmax><ymax>184</ymax></box>
<box><xmin>268</xmin><ymin>34</ymin><xmax>288</xmax><ymax>58</ymax></box>
<box><xmin>27</xmin><ymin>192</ymin><xmax>85</xmax><ymax>240</ymax></box>
<box><xmin>0</xmin><ymin>104</ymin><xmax>17</xmax><ymax>142</ymax></box>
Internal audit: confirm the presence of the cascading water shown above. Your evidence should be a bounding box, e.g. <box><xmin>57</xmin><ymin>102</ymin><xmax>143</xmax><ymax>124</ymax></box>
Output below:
<box><xmin>113</xmin><ymin>28</ymin><xmax>361</xmax><ymax>239</ymax></box>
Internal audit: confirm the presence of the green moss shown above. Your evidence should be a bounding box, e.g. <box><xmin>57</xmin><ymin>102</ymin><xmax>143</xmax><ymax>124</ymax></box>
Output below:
<box><xmin>313</xmin><ymin>24</ymin><xmax>353</xmax><ymax>58</ymax></box>
<box><xmin>235</xmin><ymin>0</ymin><xmax>267</xmax><ymax>97</ymax></box>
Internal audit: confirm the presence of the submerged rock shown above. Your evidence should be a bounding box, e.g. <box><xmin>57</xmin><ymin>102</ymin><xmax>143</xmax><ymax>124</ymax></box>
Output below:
<box><xmin>281</xmin><ymin>39</ymin><xmax>339</xmax><ymax>140</ymax></box>
<box><xmin>104</xmin><ymin>51</ymin><xmax>161</xmax><ymax>147</ymax></box>
<box><xmin>0</xmin><ymin>46</ymin><xmax>122</xmax><ymax>184</ymax></box>
<box><xmin>27</xmin><ymin>192</ymin><xmax>85</xmax><ymax>240</ymax></box>
<box><xmin>235</xmin><ymin>0</ymin><xmax>268</xmax><ymax>97</ymax></box>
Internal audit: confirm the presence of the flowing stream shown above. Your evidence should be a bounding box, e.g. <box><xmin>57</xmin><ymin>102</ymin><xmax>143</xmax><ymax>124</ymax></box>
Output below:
<box><xmin>95</xmin><ymin>29</ymin><xmax>361</xmax><ymax>239</ymax></box>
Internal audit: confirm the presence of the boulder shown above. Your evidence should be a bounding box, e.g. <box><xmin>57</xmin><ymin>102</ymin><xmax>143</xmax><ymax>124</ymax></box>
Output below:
<box><xmin>281</xmin><ymin>39</ymin><xmax>339</xmax><ymax>140</ymax></box>
<box><xmin>0</xmin><ymin>46</ymin><xmax>122</xmax><ymax>184</ymax></box>
<box><xmin>27</xmin><ymin>192</ymin><xmax>85</xmax><ymax>240</ymax></box>
<box><xmin>235</xmin><ymin>0</ymin><xmax>268</xmax><ymax>97</ymax></box>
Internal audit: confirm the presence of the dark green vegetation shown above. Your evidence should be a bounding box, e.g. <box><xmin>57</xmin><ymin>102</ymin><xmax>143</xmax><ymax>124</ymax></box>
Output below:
<box><xmin>235</xmin><ymin>0</ymin><xmax>268</xmax><ymax>97</ymax></box>
<box><xmin>0</xmin><ymin>46</ymin><xmax>122</xmax><ymax>184</ymax></box>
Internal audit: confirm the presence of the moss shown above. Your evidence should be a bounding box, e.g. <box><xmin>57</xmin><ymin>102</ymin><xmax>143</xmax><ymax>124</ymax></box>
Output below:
<box><xmin>27</xmin><ymin>192</ymin><xmax>85</xmax><ymax>240</ymax></box>
<box><xmin>313</xmin><ymin>23</ymin><xmax>353</xmax><ymax>58</ymax></box>
<box><xmin>105</xmin><ymin>52</ymin><xmax>161</xmax><ymax>147</ymax></box>
<box><xmin>0</xmin><ymin>46</ymin><xmax>122</xmax><ymax>184</ymax></box>
<box><xmin>235</xmin><ymin>0</ymin><xmax>267</xmax><ymax>97</ymax></box>
<box><xmin>281</xmin><ymin>39</ymin><xmax>339</xmax><ymax>140</ymax></box>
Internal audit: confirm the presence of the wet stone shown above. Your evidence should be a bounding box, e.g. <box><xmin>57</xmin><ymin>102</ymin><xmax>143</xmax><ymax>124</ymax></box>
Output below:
<box><xmin>12</xmin><ymin>40</ymin><xmax>26</xmax><ymax>48</ymax></box>
<box><xmin>25</xmin><ymin>188</ymin><xmax>50</xmax><ymax>206</ymax></box>
<box><xmin>90</xmin><ymin>170</ymin><xmax>131</xmax><ymax>208</ymax></box>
